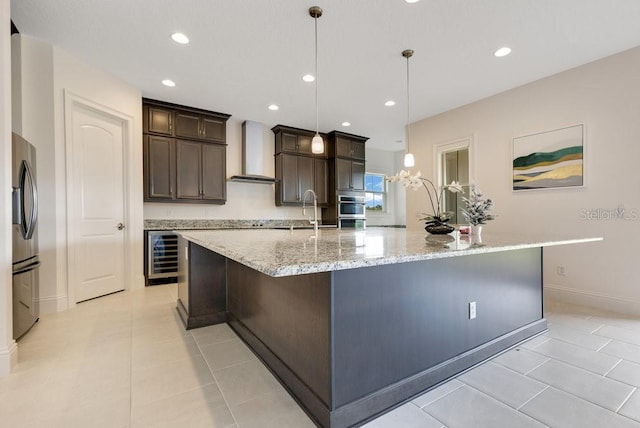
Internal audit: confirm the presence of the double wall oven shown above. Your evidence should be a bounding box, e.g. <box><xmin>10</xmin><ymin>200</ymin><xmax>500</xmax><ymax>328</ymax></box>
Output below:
<box><xmin>337</xmin><ymin>194</ymin><xmax>366</xmax><ymax>229</ymax></box>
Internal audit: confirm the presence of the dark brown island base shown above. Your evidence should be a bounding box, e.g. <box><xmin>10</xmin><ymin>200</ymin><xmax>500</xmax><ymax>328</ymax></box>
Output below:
<box><xmin>175</xmin><ymin>229</ymin><xmax>601</xmax><ymax>428</ymax></box>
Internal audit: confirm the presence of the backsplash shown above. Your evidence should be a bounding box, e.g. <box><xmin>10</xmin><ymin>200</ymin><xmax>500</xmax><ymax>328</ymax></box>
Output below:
<box><xmin>144</xmin><ymin>219</ymin><xmax>319</xmax><ymax>230</ymax></box>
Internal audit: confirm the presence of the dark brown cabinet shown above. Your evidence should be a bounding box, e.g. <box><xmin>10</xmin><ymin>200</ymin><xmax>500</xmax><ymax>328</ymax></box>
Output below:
<box><xmin>143</xmin><ymin>98</ymin><xmax>230</xmax><ymax>204</ymax></box>
<box><xmin>144</xmin><ymin>135</ymin><xmax>175</xmax><ymax>199</ymax></box>
<box><xmin>144</xmin><ymin>105</ymin><xmax>174</xmax><ymax>136</ymax></box>
<box><xmin>176</xmin><ymin>140</ymin><xmax>226</xmax><ymax>202</ymax></box>
<box><xmin>336</xmin><ymin>158</ymin><xmax>365</xmax><ymax>191</ymax></box>
<box><xmin>175</xmin><ymin>111</ymin><xmax>226</xmax><ymax>143</ymax></box>
<box><xmin>276</xmin><ymin>153</ymin><xmax>315</xmax><ymax>204</ymax></box>
<box><xmin>334</xmin><ymin>136</ymin><xmax>365</xmax><ymax>160</ymax></box>
<box><xmin>273</xmin><ymin>125</ymin><xmax>327</xmax><ymax>207</ymax></box>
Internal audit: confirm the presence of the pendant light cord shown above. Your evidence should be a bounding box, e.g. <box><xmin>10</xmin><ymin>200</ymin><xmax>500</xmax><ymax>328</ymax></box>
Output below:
<box><xmin>406</xmin><ymin>53</ymin><xmax>410</xmax><ymax>154</ymax></box>
<box><xmin>315</xmin><ymin>15</ymin><xmax>319</xmax><ymax>135</ymax></box>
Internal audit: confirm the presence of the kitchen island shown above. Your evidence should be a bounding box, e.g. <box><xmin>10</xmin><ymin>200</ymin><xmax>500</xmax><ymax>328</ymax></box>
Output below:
<box><xmin>176</xmin><ymin>228</ymin><xmax>600</xmax><ymax>428</ymax></box>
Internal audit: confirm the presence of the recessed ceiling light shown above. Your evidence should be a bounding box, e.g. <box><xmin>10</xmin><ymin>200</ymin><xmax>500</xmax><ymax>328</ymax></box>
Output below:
<box><xmin>171</xmin><ymin>33</ymin><xmax>189</xmax><ymax>44</ymax></box>
<box><xmin>161</xmin><ymin>79</ymin><xmax>176</xmax><ymax>87</ymax></box>
<box><xmin>268</xmin><ymin>104</ymin><xmax>279</xmax><ymax>111</ymax></box>
<box><xmin>302</xmin><ymin>74</ymin><xmax>315</xmax><ymax>82</ymax></box>
<box><xmin>494</xmin><ymin>47</ymin><xmax>512</xmax><ymax>57</ymax></box>
<box><xmin>385</xmin><ymin>100</ymin><xmax>396</xmax><ymax>107</ymax></box>
<box><xmin>405</xmin><ymin>0</ymin><xmax>421</xmax><ymax>3</ymax></box>
<box><xmin>341</xmin><ymin>122</ymin><xmax>351</xmax><ymax>127</ymax></box>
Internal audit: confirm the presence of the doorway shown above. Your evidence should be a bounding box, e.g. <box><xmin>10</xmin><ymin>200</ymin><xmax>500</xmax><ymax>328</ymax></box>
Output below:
<box><xmin>435</xmin><ymin>137</ymin><xmax>472</xmax><ymax>225</ymax></box>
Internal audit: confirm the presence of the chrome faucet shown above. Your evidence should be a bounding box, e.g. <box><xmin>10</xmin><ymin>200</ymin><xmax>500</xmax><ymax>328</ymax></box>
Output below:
<box><xmin>302</xmin><ymin>189</ymin><xmax>319</xmax><ymax>234</ymax></box>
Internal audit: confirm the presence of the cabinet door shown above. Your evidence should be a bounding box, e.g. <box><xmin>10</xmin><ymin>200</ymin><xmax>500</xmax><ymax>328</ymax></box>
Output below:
<box><xmin>145</xmin><ymin>135</ymin><xmax>175</xmax><ymax>199</ymax></box>
<box><xmin>336</xmin><ymin>158</ymin><xmax>352</xmax><ymax>191</ymax></box>
<box><xmin>335</xmin><ymin>137</ymin><xmax>353</xmax><ymax>158</ymax></box>
<box><xmin>314</xmin><ymin>158</ymin><xmax>328</xmax><ymax>205</ymax></box>
<box><xmin>351</xmin><ymin>161</ymin><xmax>365</xmax><ymax>191</ymax></box>
<box><xmin>297</xmin><ymin>135</ymin><xmax>313</xmax><ymax>155</ymax></box>
<box><xmin>351</xmin><ymin>142</ymin><xmax>366</xmax><ymax>160</ymax></box>
<box><xmin>201</xmin><ymin>116</ymin><xmax>226</xmax><ymax>142</ymax></box>
<box><xmin>298</xmin><ymin>156</ymin><xmax>314</xmax><ymax>202</ymax></box>
<box><xmin>175</xmin><ymin>112</ymin><xmax>201</xmax><ymax>140</ymax></box>
<box><xmin>280</xmin><ymin>153</ymin><xmax>300</xmax><ymax>203</ymax></box>
<box><xmin>281</xmin><ymin>133</ymin><xmax>298</xmax><ymax>153</ymax></box>
<box><xmin>201</xmin><ymin>144</ymin><xmax>226</xmax><ymax>202</ymax></box>
<box><xmin>176</xmin><ymin>140</ymin><xmax>202</xmax><ymax>199</ymax></box>
<box><xmin>146</xmin><ymin>106</ymin><xmax>173</xmax><ymax>135</ymax></box>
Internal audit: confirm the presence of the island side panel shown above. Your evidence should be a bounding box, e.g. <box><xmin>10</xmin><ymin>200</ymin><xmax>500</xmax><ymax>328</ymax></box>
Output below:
<box><xmin>177</xmin><ymin>239</ymin><xmax>227</xmax><ymax>329</ymax></box>
<box><xmin>227</xmin><ymin>259</ymin><xmax>332</xmax><ymax>423</ymax></box>
<box><xmin>331</xmin><ymin>248</ymin><xmax>545</xmax><ymax>414</ymax></box>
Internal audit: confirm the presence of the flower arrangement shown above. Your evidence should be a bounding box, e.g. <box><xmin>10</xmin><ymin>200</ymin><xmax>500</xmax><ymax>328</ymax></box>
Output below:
<box><xmin>461</xmin><ymin>183</ymin><xmax>496</xmax><ymax>226</ymax></box>
<box><xmin>387</xmin><ymin>170</ymin><xmax>463</xmax><ymax>230</ymax></box>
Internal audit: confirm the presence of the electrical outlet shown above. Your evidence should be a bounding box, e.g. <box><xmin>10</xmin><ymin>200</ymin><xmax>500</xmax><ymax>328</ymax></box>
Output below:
<box><xmin>557</xmin><ymin>266</ymin><xmax>566</xmax><ymax>276</ymax></box>
<box><xmin>469</xmin><ymin>301</ymin><xmax>477</xmax><ymax>320</ymax></box>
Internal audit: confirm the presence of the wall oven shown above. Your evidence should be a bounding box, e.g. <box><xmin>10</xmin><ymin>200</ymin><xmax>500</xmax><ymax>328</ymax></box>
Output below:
<box><xmin>337</xmin><ymin>194</ymin><xmax>366</xmax><ymax>229</ymax></box>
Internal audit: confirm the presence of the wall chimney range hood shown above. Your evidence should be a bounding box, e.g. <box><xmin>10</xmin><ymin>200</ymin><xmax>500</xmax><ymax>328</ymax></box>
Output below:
<box><xmin>229</xmin><ymin>120</ymin><xmax>277</xmax><ymax>184</ymax></box>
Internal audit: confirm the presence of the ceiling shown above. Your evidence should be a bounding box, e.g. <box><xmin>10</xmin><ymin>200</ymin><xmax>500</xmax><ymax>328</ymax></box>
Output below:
<box><xmin>10</xmin><ymin>0</ymin><xmax>640</xmax><ymax>151</ymax></box>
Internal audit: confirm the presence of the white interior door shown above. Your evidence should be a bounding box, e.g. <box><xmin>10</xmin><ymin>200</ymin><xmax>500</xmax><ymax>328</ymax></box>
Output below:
<box><xmin>69</xmin><ymin>103</ymin><xmax>125</xmax><ymax>302</ymax></box>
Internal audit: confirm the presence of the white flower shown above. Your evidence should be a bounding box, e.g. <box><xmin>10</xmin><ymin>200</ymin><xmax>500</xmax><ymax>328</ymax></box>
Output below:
<box><xmin>445</xmin><ymin>180</ymin><xmax>464</xmax><ymax>193</ymax></box>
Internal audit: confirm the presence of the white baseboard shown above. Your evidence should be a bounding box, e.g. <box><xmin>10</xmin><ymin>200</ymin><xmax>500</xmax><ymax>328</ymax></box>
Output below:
<box><xmin>0</xmin><ymin>340</ymin><xmax>18</xmax><ymax>377</ymax></box>
<box><xmin>37</xmin><ymin>294</ymin><xmax>68</xmax><ymax>315</ymax></box>
<box><xmin>130</xmin><ymin>274</ymin><xmax>146</xmax><ymax>291</ymax></box>
<box><xmin>545</xmin><ymin>283</ymin><xmax>640</xmax><ymax>317</ymax></box>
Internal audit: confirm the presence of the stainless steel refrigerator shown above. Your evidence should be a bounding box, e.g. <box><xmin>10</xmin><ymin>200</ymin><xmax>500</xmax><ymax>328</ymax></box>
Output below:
<box><xmin>12</xmin><ymin>132</ymin><xmax>39</xmax><ymax>340</ymax></box>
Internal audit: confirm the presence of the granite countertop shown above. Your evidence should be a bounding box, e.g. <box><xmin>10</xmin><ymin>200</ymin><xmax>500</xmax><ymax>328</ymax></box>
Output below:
<box><xmin>177</xmin><ymin>228</ymin><xmax>602</xmax><ymax>277</ymax></box>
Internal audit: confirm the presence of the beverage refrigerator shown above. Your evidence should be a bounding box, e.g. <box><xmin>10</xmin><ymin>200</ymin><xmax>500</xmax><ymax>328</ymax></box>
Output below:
<box><xmin>11</xmin><ymin>132</ymin><xmax>40</xmax><ymax>340</ymax></box>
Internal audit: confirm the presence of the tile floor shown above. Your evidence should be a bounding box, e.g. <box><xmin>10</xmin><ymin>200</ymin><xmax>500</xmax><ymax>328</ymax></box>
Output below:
<box><xmin>1</xmin><ymin>283</ymin><xmax>639</xmax><ymax>427</ymax></box>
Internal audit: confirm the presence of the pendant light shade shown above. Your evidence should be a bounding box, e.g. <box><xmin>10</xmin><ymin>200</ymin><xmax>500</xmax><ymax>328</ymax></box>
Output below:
<box><xmin>403</xmin><ymin>153</ymin><xmax>415</xmax><ymax>168</ymax></box>
<box><xmin>310</xmin><ymin>6</ymin><xmax>325</xmax><ymax>154</ymax></box>
<box><xmin>403</xmin><ymin>49</ymin><xmax>414</xmax><ymax>168</ymax></box>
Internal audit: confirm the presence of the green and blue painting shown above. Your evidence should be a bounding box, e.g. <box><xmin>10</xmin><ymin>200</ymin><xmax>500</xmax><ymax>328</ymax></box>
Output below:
<box><xmin>513</xmin><ymin>124</ymin><xmax>583</xmax><ymax>190</ymax></box>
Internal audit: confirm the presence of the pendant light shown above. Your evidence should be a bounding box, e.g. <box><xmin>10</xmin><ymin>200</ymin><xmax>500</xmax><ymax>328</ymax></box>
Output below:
<box><xmin>310</xmin><ymin>6</ymin><xmax>324</xmax><ymax>154</ymax></box>
<box><xmin>403</xmin><ymin>49</ymin><xmax>415</xmax><ymax>168</ymax></box>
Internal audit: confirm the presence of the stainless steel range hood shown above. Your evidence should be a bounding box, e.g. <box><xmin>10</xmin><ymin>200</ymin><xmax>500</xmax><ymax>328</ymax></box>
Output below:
<box><xmin>229</xmin><ymin>120</ymin><xmax>277</xmax><ymax>184</ymax></box>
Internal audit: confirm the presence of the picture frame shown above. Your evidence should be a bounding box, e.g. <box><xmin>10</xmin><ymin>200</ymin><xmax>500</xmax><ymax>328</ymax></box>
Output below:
<box><xmin>512</xmin><ymin>124</ymin><xmax>584</xmax><ymax>191</ymax></box>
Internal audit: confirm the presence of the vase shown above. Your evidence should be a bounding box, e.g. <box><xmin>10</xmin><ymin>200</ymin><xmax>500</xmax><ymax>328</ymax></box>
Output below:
<box><xmin>470</xmin><ymin>225</ymin><xmax>482</xmax><ymax>238</ymax></box>
<box><xmin>425</xmin><ymin>222</ymin><xmax>455</xmax><ymax>235</ymax></box>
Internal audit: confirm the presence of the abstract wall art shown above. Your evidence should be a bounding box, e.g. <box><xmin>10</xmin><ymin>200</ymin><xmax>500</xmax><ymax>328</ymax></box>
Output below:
<box><xmin>512</xmin><ymin>124</ymin><xmax>584</xmax><ymax>191</ymax></box>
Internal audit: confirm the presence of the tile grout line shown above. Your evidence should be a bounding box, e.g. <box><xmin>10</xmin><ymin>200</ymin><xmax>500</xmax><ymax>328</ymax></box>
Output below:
<box><xmin>516</xmin><ymin>385</ymin><xmax>550</xmax><ymax>411</ymax></box>
<box><xmin>602</xmin><ymin>358</ymin><xmax>624</xmax><ymax>377</ymax></box>
<box><xmin>193</xmin><ymin>329</ymin><xmax>241</xmax><ymax>427</ymax></box>
<box><xmin>615</xmin><ymin>387</ymin><xmax>637</xmax><ymax>414</ymax></box>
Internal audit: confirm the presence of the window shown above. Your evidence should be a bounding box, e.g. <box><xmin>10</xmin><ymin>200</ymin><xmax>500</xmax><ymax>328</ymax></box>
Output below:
<box><xmin>365</xmin><ymin>173</ymin><xmax>386</xmax><ymax>212</ymax></box>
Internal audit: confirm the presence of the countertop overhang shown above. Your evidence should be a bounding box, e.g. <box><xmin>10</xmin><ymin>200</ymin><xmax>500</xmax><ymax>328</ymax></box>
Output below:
<box><xmin>177</xmin><ymin>228</ymin><xmax>602</xmax><ymax>277</ymax></box>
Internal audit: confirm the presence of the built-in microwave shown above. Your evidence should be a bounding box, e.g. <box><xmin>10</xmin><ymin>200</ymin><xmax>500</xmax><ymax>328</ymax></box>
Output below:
<box><xmin>337</xmin><ymin>194</ymin><xmax>366</xmax><ymax>217</ymax></box>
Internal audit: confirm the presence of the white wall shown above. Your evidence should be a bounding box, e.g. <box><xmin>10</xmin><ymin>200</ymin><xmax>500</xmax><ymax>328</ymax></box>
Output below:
<box><xmin>0</xmin><ymin>0</ymin><xmax>18</xmax><ymax>376</ymax></box>
<box><xmin>408</xmin><ymin>45</ymin><xmax>640</xmax><ymax>315</ymax></box>
<box><xmin>12</xmin><ymin>34</ymin><xmax>144</xmax><ymax>314</ymax></box>
<box><xmin>365</xmin><ymin>147</ymin><xmax>405</xmax><ymax>227</ymax></box>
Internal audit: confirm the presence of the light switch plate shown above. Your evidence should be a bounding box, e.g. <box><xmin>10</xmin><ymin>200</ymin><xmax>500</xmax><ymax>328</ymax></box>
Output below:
<box><xmin>469</xmin><ymin>301</ymin><xmax>477</xmax><ymax>319</ymax></box>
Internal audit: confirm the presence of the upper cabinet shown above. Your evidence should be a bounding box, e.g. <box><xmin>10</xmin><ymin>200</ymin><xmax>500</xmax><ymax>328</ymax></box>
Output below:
<box><xmin>143</xmin><ymin>98</ymin><xmax>230</xmax><ymax>204</ymax></box>
<box><xmin>175</xmin><ymin>111</ymin><xmax>226</xmax><ymax>143</ymax></box>
<box><xmin>272</xmin><ymin>125</ymin><xmax>328</xmax><ymax>207</ymax></box>
<box><xmin>327</xmin><ymin>131</ymin><xmax>367</xmax><ymax>161</ymax></box>
<box><xmin>273</xmin><ymin>125</ymin><xmax>326</xmax><ymax>158</ymax></box>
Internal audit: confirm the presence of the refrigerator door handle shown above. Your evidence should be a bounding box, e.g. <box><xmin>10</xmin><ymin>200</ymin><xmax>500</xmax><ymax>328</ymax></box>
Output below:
<box><xmin>12</xmin><ymin>186</ymin><xmax>21</xmax><ymax>225</ymax></box>
<box><xmin>20</xmin><ymin>160</ymin><xmax>38</xmax><ymax>240</ymax></box>
<box><xmin>13</xmin><ymin>260</ymin><xmax>41</xmax><ymax>275</ymax></box>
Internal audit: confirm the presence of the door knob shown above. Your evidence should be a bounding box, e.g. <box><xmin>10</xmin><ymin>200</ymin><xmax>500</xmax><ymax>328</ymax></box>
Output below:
<box><xmin>117</xmin><ymin>223</ymin><xmax>125</xmax><ymax>230</ymax></box>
